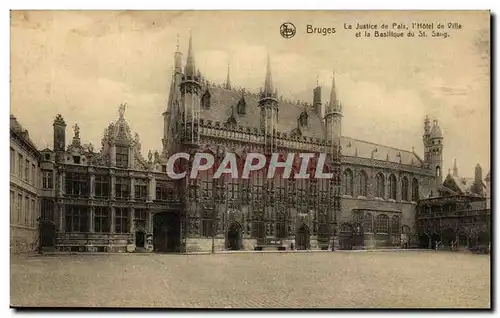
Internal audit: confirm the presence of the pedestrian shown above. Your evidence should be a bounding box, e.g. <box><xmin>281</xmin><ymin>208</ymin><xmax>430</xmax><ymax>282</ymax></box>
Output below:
<box><xmin>290</xmin><ymin>242</ymin><xmax>294</xmax><ymax>250</ymax></box>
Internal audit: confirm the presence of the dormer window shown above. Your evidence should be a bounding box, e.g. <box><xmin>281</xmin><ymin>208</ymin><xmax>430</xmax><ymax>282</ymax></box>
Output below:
<box><xmin>299</xmin><ymin>111</ymin><xmax>308</xmax><ymax>127</ymax></box>
<box><xmin>237</xmin><ymin>96</ymin><xmax>246</xmax><ymax>115</ymax></box>
<box><xmin>202</xmin><ymin>90</ymin><xmax>211</xmax><ymax>109</ymax></box>
<box><xmin>73</xmin><ymin>156</ymin><xmax>81</xmax><ymax>164</ymax></box>
<box><xmin>116</xmin><ymin>146</ymin><xmax>129</xmax><ymax>168</ymax></box>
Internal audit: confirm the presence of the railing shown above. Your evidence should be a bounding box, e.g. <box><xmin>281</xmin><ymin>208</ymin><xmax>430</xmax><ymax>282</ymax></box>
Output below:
<box><xmin>417</xmin><ymin>209</ymin><xmax>491</xmax><ymax>219</ymax></box>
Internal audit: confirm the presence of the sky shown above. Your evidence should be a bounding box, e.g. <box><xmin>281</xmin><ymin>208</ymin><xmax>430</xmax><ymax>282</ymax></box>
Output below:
<box><xmin>10</xmin><ymin>10</ymin><xmax>490</xmax><ymax>177</ymax></box>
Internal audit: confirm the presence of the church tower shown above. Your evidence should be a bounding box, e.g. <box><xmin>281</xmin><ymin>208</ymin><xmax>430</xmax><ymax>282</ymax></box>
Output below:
<box><xmin>180</xmin><ymin>32</ymin><xmax>202</xmax><ymax>145</ymax></box>
<box><xmin>324</xmin><ymin>72</ymin><xmax>342</xmax><ymax>153</ymax></box>
<box><xmin>259</xmin><ymin>55</ymin><xmax>279</xmax><ymax>154</ymax></box>
<box><xmin>423</xmin><ymin>117</ymin><xmax>444</xmax><ymax>190</ymax></box>
<box><xmin>53</xmin><ymin>114</ymin><xmax>67</xmax><ymax>163</ymax></box>
<box><xmin>163</xmin><ymin>35</ymin><xmax>184</xmax><ymax>154</ymax></box>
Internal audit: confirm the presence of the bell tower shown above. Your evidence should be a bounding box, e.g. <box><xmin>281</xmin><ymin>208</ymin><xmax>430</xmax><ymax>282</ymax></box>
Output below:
<box><xmin>258</xmin><ymin>55</ymin><xmax>279</xmax><ymax>154</ymax></box>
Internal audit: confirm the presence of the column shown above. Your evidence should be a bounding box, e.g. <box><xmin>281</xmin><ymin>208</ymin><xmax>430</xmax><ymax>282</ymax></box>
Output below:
<box><xmin>89</xmin><ymin>206</ymin><xmax>95</xmax><ymax>233</ymax></box>
<box><xmin>147</xmin><ymin>210</ymin><xmax>153</xmax><ymax>233</ymax></box>
<box><xmin>58</xmin><ymin>170</ymin><xmax>65</xmax><ymax>197</ymax></box>
<box><xmin>148</xmin><ymin>175</ymin><xmax>156</xmax><ymax>202</ymax></box>
<box><xmin>89</xmin><ymin>172</ymin><xmax>95</xmax><ymax>199</ymax></box>
<box><xmin>58</xmin><ymin>203</ymin><xmax>65</xmax><ymax>232</ymax></box>
<box><xmin>110</xmin><ymin>206</ymin><xmax>116</xmax><ymax>233</ymax></box>
<box><xmin>128</xmin><ymin>147</ymin><xmax>135</xmax><ymax>169</ymax></box>
<box><xmin>129</xmin><ymin>207</ymin><xmax>135</xmax><ymax>234</ymax></box>
<box><xmin>130</xmin><ymin>177</ymin><xmax>135</xmax><ymax>201</ymax></box>
<box><xmin>110</xmin><ymin>172</ymin><xmax>116</xmax><ymax>200</ymax></box>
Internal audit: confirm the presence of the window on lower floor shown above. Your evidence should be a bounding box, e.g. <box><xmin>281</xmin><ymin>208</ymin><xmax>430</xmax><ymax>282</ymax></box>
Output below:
<box><xmin>24</xmin><ymin>159</ymin><xmax>29</xmax><ymax>182</ymax></box>
<box><xmin>391</xmin><ymin>215</ymin><xmax>401</xmax><ymax>234</ymax></box>
<box><xmin>363</xmin><ymin>213</ymin><xmax>374</xmax><ymax>233</ymax></box>
<box><xmin>375</xmin><ymin>214</ymin><xmax>389</xmax><ymax>233</ymax></box>
<box><xmin>24</xmin><ymin>196</ymin><xmax>29</xmax><ymax>225</ymax></box>
<box><xmin>94</xmin><ymin>207</ymin><xmax>109</xmax><ymax>233</ymax></box>
<box><xmin>10</xmin><ymin>148</ymin><xmax>15</xmax><ymax>175</ymax></box>
<box><xmin>95</xmin><ymin>175</ymin><xmax>110</xmax><ymax>198</ymax></box>
<box><xmin>135</xmin><ymin>209</ymin><xmax>146</xmax><ymax>230</ymax></box>
<box><xmin>201</xmin><ymin>219</ymin><xmax>213</xmax><ymax>237</ymax></box>
<box><xmin>115</xmin><ymin>208</ymin><xmax>128</xmax><ymax>233</ymax></box>
<box><xmin>65</xmin><ymin>172</ymin><xmax>89</xmax><ymax>197</ymax></box>
<box><xmin>17</xmin><ymin>194</ymin><xmax>22</xmax><ymax>225</ymax></box>
<box><xmin>65</xmin><ymin>205</ymin><xmax>88</xmax><ymax>233</ymax></box>
<box><xmin>10</xmin><ymin>191</ymin><xmax>15</xmax><ymax>223</ymax></box>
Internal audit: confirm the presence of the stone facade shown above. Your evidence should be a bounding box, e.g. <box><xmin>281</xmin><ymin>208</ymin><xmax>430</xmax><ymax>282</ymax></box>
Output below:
<box><xmin>10</xmin><ymin>115</ymin><xmax>41</xmax><ymax>253</ymax></box>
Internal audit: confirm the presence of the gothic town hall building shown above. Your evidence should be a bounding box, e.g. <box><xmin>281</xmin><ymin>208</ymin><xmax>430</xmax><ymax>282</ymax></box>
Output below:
<box><xmin>37</xmin><ymin>34</ymin><xmax>443</xmax><ymax>253</ymax></box>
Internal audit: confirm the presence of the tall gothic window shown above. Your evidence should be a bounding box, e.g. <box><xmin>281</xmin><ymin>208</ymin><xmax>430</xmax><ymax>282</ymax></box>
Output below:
<box><xmin>412</xmin><ymin>178</ymin><xmax>420</xmax><ymax>201</ymax></box>
<box><xmin>134</xmin><ymin>179</ymin><xmax>148</xmax><ymax>201</ymax></box>
<box><xmin>115</xmin><ymin>177</ymin><xmax>130</xmax><ymax>199</ymax></box>
<box><xmin>276</xmin><ymin>209</ymin><xmax>287</xmax><ymax>238</ymax></box>
<box><xmin>375</xmin><ymin>173</ymin><xmax>385</xmax><ymax>198</ymax></box>
<box><xmin>201</xmin><ymin>210</ymin><xmax>214</xmax><ymax>237</ymax></box>
<box><xmin>228</xmin><ymin>181</ymin><xmax>239</xmax><ymax>200</ymax></box>
<box><xmin>375</xmin><ymin>214</ymin><xmax>389</xmax><ymax>233</ymax></box>
<box><xmin>358</xmin><ymin>170</ymin><xmax>368</xmax><ymax>197</ymax></box>
<box><xmin>95</xmin><ymin>175</ymin><xmax>110</xmax><ymax>198</ymax></box>
<box><xmin>65</xmin><ymin>172</ymin><xmax>89</xmax><ymax>197</ymax></box>
<box><xmin>363</xmin><ymin>213</ymin><xmax>374</xmax><ymax>233</ymax></box>
<box><xmin>41</xmin><ymin>199</ymin><xmax>55</xmax><ymax>221</ymax></box>
<box><xmin>391</xmin><ymin>215</ymin><xmax>401</xmax><ymax>234</ymax></box>
<box><xmin>389</xmin><ymin>174</ymin><xmax>397</xmax><ymax>200</ymax></box>
<box><xmin>343</xmin><ymin>169</ymin><xmax>353</xmax><ymax>196</ymax></box>
<box><xmin>94</xmin><ymin>207</ymin><xmax>109</xmax><ymax>233</ymax></box>
<box><xmin>116</xmin><ymin>146</ymin><xmax>129</xmax><ymax>168</ymax></box>
<box><xmin>115</xmin><ymin>208</ymin><xmax>129</xmax><ymax>233</ymax></box>
<box><xmin>135</xmin><ymin>209</ymin><xmax>147</xmax><ymax>230</ymax></box>
<box><xmin>401</xmin><ymin>177</ymin><xmax>409</xmax><ymax>201</ymax></box>
<box><xmin>65</xmin><ymin>205</ymin><xmax>88</xmax><ymax>233</ymax></box>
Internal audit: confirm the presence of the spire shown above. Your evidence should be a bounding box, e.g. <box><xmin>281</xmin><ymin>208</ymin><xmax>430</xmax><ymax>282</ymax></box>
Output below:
<box><xmin>264</xmin><ymin>54</ymin><xmax>274</xmax><ymax>94</ymax></box>
<box><xmin>185</xmin><ymin>31</ymin><xmax>196</xmax><ymax>77</ymax></box>
<box><xmin>174</xmin><ymin>33</ymin><xmax>182</xmax><ymax>73</ymax></box>
<box><xmin>225</xmin><ymin>63</ymin><xmax>231</xmax><ymax>90</ymax></box>
<box><xmin>329</xmin><ymin>71</ymin><xmax>337</xmax><ymax>106</ymax></box>
<box><xmin>453</xmin><ymin>159</ymin><xmax>458</xmax><ymax>177</ymax></box>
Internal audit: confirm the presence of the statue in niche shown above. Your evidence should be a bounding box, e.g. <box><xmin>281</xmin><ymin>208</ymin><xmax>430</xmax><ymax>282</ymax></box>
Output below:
<box><xmin>154</xmin><ymin>150</ymin><xmax>160</xmax><ymax>163</ymax></box>
<box><xmin>148</xmin><ymin>150</ymin><xmax>153</xmax><ymax>163</ymax></box>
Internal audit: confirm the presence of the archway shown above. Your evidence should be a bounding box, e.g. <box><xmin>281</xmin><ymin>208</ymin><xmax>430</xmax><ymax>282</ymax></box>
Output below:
<box><xmin>441</xmin><ymin>227</ymin><xmax>456</xmax><ymax>247</ymax></box>
<box><xmin>477</xmin><ymin>231</ymin><xmax>490</xmax><ymax>246</ymax></box>
<box><xmin>295</xmin><ymin>224</ymin><xmax>310</xmax><ymax>250</ymax></box>
<box><xmin>135</xmin><ymin>230</ymin><xmax>146</xmax><ymax>248</ymax></box>
<box><xmin>153</xmin><ymin>211</ymin><xmax>181</xmax><ymax>253</ymax></box>
<box><xmin>40</xmin><ymin>220</ymin><xmax>55</xmax><ymax>247</ymax></box>
<box><xmin>226</xmin><ymin>222</ymin><xmax>242</xmax><ymax>251</ymax></box>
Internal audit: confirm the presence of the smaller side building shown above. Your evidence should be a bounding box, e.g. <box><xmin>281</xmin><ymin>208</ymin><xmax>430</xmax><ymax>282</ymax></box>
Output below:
<box><xmin>416</xmin><ymin>162</ymin><xmax>490</xmax><ymax>250</ymax></box>
<box><xmin>10</xmin><ymin>115</ymin><xmax>41</xmax><ymax>252</ymax></box>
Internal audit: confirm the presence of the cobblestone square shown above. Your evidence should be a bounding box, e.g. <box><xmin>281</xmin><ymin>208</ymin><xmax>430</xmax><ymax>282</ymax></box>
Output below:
<box><xmin>10</xmin><ymin>251</ymin><xmax>490</xmax><ymax>308</ymax></box>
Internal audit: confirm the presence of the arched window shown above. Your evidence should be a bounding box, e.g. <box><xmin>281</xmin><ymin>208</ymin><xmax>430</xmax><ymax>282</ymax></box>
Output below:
<box><xmin>358</xmin><ymin>170</ymin><xmax>368</xmax><ymax>197</ymax></box>
<box><xmin>391</xmin><ymin>215</ymin><xmax>400</xmax><ymax>234</ymax></box>
<box><xmin>363</xmin><ymin>213</ymin><xmax>374</xmax><ymax>233</ymax></box>
<box><xmin>375</xmin><ymin>214</ymin><xmax>389</xmax><ymax>233</ymax></box>
<box><xmin>401</xmin><ymin>177</ymin><xmax>409</xmax><ymax>201</ymax></box>
<box><xmin>389</xmin><ymin>174</ymin><xmax>397</xmax><ymax>200</ymax></box>
<box><xmin>436</xmin><ymin>166</ymin><xmax>441</xmax><ymax>177</ymax></box>
<box><xmin>375</xmin><ymin>173</ymin><xmax>385</xmax><ymax>198</ymax></box>
<box><xmin>343</xmin><ymin>169</ymin><xmax>353</xmax><ymax>196</ymax></box>
<box><xmin>412</xmin><ymin>178</ymin><xmax>419</xmax><ymax>201</ymax></box>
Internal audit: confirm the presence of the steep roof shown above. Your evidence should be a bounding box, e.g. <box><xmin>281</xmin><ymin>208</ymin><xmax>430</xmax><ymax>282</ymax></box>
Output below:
<box><xmin>200</xmin><ymin>85</ymin><xmax>325</xmax><ymax>139</ymax></box>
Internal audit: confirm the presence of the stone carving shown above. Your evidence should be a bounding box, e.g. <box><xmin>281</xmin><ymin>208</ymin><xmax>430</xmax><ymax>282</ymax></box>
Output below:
<box><xmin>73</xmin><ymin>123</ymin><xmax>80</xmax><ymax>139</ymax></box>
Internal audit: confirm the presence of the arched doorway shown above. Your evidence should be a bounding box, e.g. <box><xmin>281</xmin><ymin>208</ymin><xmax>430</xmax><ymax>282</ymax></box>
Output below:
<box><xmin>441</xmin><ymin>227</ymin><xmax>456</xmax><ymax>247</ymax></box>
<box><xmin>40</xmin><ymin>220</ymin><xmax>55</xmax><ymax>247</ymax></box>
<box><xmin>295</xmin><ymin>224</ymin><xmax>310</xmax><ymax>250</ymax></box>
<box><xmin>226</xmin><ymin>222</ymin><xmax>242</xmax><ymax>251</ymax></box>
<box><xmin>135</xmin><ymin>230</ymin><xmax>145</xmax><ymax>248</ymax></box>
<box><xmin>153</xmin><ymin>211</ymin><xmax>181</xmax><ymax>253</ymax></box>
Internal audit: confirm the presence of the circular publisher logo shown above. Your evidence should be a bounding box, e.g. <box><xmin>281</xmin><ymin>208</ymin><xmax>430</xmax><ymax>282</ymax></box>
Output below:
<box><xmin>280</xmin><ymin>22</ymin><xmax>296</xmax><ymax>39</ymax></box>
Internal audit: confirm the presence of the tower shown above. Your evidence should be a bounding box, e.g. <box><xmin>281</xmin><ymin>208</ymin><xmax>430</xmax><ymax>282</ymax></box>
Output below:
<box><xmin>259</xmin><ymin>54</ymin><xmax>279</xmax><ymax>154</ymax></box>
<box><xmin>163</xmin><ymin>35</ymin><xmax>184</xmax><ymax>153</ymax></box>
<box><xmin>425</xmin><ymin>119</ymin><xmax>444</xmax><ymax>189</ymax></box>
<box><xmin>180</xmin><ymin>32</ymin><xmax>202</xmax><ymax>145</ymax></box>
<box><xmin>313</xmin><ymin>81</ymin><xmax>322</xmax><ymax>116</ymax></box>
<box><xmin>225</xmin><ymin>64</ymin><xmax>231</xmax><ymax>90</ymax></box>
<box><xmin>324</xmin><ymin>72</ymin><xmax>342</xmax><ymax>152</ymax></box>
<box><xmin>53</xmin><ymin>114</ymin><xmax>67</xmax><ymax>163</ymax></box>
<box><xmin>473</xmin><ymin>163</ymin><xmax>483</xmax><ymax>195</ymax></box>
<box><xmin>452</xmin><ymin>158</ymin><xmax>458</xmax><ymax>177</ymax></box>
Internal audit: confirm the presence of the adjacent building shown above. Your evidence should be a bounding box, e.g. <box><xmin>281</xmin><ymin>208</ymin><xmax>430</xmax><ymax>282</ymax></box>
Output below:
<box><xmin>10</xmin><ymin>115</ymin><xmax>41</xmax><ymax>252</ymax></box>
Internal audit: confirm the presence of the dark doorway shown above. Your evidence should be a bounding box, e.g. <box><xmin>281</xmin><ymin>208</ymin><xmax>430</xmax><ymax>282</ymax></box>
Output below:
<box><xmin>477</xmin><ymin>231</ymin><xmax>490</xmax><ymax>245</ymax></box>
<box><xmin>40</xmin><ymin>221</ymin><xmax>55</xmax><ymax>247</ymax></box>
<box><xmin>226</xmin><ymin>223</ymin><xmax>242</xmax><ymax>251</ymax></box>
<box><xmin>442</xmin><ymin>227</ymin><xmax>456</xmax><ymax>247</ymax></box>
<box><xmin>135</xmin><ymin>230</ymin><xmax>145</xmax><ymax>248</ymax></box>
<box><xmin>153</xmin><ymin>212</ymin><xmax>181</xmax><ymax>253</ymax></box>
<box><xmin>295</xmin><ymin>224</ymin><xmax>310</xmax><ymax>250</ymax></box>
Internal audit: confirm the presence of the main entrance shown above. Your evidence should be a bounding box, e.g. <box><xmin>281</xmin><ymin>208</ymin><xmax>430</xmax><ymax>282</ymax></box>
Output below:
<box><xmin>153</xmin><ymin>211</ymin><xmax>181</xmax><ymax>253</ymax></box>
<box><xmin>295</xmin><ymin>224</ymin><xmax>310</xmax><ymax>250</ymax></box>
<box><xmin>135</xmin><ymin>230</ymin><xmax>145</xmax><ymax>248</ymax></box>
<box><xmin>226</xmin><ymin>222</ymin><xmax>242</xmax><ymax>251</ymax></box>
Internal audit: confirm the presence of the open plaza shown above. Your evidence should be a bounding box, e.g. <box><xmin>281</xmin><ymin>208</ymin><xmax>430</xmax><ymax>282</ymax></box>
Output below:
<box><xmin>10</xmin><ymin>250</ymin><xmax>490</xmax><ymax>308</ymax></box>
